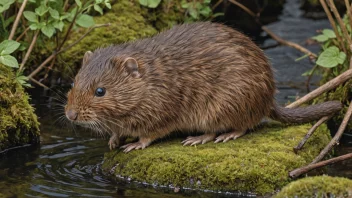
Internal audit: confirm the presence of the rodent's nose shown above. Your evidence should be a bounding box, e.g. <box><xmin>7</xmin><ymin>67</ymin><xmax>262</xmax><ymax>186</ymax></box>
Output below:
<box><xmin>66</xmin><ymin>109</ymin><xmax>78</xmax><ymax>121</ymax></box>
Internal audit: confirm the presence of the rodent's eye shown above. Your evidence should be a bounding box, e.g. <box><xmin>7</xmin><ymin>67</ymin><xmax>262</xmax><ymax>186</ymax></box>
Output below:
<box><xmin>95</xmin><ymin>87</ymin><xmax>106</xmax><ymax>97</ymax></box>
<box><xmin>71</xmin><ymin>82</ymin><xmax>74</xmax><ymax>88</ymax></box>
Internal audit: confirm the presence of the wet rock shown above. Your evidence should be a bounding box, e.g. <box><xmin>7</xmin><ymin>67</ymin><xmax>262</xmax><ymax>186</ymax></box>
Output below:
<box><xmin>102</xmin><ymin>122</ymin><xmax>331</xmax><ymax>195</ymax></box>
<box><xmin>0</xmin><ymin>65</ymin><xmax>40</xmax><ymax>151</ymax></box>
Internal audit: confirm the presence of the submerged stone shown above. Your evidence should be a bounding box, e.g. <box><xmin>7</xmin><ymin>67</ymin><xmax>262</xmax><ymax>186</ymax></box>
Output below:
<box><xmin>102</xmin><ymin>123</ymin><xmax>331</xmax><ymax>195</ymax></box>
<box><xmin>274</xmin><ymin>175</ymin><xmax>352</xmax><ymax>198</ymax></box>
<box><xmin>0</xmin><ymin>65</ymin><xmax>40</xmax><ymax>151</ymax></box>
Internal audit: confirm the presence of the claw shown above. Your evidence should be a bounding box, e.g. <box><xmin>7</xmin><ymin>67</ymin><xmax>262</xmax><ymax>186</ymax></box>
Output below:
<box><xmin>214</xmin><ymin>130</ymin><xmax>246</xmax><ymax>143</ymax></box>
<box><xmin>120</xmin><ymin>138</ymin><xmax>152</xmax><ymax>153</ymax></box>
<box><xmin>181</xmin><ymin>134</ymin><xmax>216</xmax><ymax>146</ymax></box>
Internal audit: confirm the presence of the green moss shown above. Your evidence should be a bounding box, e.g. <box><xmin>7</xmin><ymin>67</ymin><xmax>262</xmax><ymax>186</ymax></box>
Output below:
<box><xmin>102</xmin><ymin>123</ymin><xmax>331</xmax><ymax>195</ymax></box>
<box><xmin>0</xmin><ymin>65</ymin><xmax>40</xmax><ymax>151</ymax></box>
<box><xmin>60</xmin><ymin>0</ymin><xmax>158</xmax><ymax>69</ymax></box>
<box><xmin>275</xmin><ymin>175</ymin><xmax>352</xmax><ymax>198</ymax></box>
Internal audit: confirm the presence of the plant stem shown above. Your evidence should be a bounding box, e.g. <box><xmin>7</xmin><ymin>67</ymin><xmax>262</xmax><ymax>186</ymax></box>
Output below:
<box><xmin>286</xmin><ymin>69</ymin><xmax>352</xmax><ymax>108</ymax></box>
<box><xmin>328</xmin><ymin>0</ymin><xmax>352</xmax><ymax>48</ymax></box>
<box><xmin>294</xmin><ymin>115</ymin><xmax>331</xmax><ymax>153</ymax></box>
<box><xmin>58</xmin><ymin>8</ymin><xmax>79</xmax><ymax>50</ymax></box>
<box><xmin>289</xmin><ymin>153</ymin><xmax>352</xmax><ymax>178</ymax></box>
<box><xmin>319</xmin><ymin>0</ymin><xmax>346</xmax><ymax>54</ymax></box>
<box><xmin>311</xmin><ymin>100</ymin><xmax>352</xmax><ymax>164</ymax></box>
<box><xmin>8</xmin><ymin>0</ymin><xmax>28</xmax><ymax>40</ymax></box>
<box><xmin>28</xmin><ymin>23</ymin><xmax>110</xmax><ymax>79</ymax></box>
<box><xmin>19</xmin><ymin>30</ymin><xmax>40</xmax><ymax>71</ymax></box>
<box><xmin>15</xmin><ymin>27</ymin><xmax>30</xmax><ymax>42</ymax></box>
<box><xmin>344</xmin><ymin>0</ymin><xmax>352</xmax><ymax>32</ymax></box>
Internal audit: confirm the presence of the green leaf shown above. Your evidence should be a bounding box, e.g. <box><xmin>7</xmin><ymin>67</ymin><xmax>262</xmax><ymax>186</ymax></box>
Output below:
<box><xmin>204</xmin><ymin>0</ymin><xmax>211</xmax><ymax>3</ymax></box>
<box><xmin>75</xmin><ymin>0</ymin><xmax>82</xmax><ymax>8</ymax></box>
<box><xmin>139</xmin><ymin>0</ymin><xmax>161</xmax><ymax>8</ymax></box>
<box><xmin>312</xmin><ymin>34</ymin><xmax>328</xmax><ymax>42</ymax></box>
<box><xmin>23</xmin><ymin>11</ymin><xmax>37</xmax><ymax>22</ymax></box>
<box><xmin>29</xmin><ymin>23</ymin><xmax>40</xmax><ymax>30</ymax></box>
<box><xmin>105</xmin><ymin>2</ymin><xmax>111</xmax><ymax>9</ymax></box>
<box><xmin>95</xmin><ymin>0</ymin><xmax>103</xmax><ymax>3</ymax></box>
<box><xmin>41</xmin><ymin>24</ymin><xmax>55</xmax><ymax>38</ymax></box>
<box><xmin>53</xmin><ymin>20</ymin><xmax>64</xmax><ymax>31</ymax></box>
<box><xmin>75</xmin><ymin>14</ymin><xmax>95</xmax><ymax>27</ymax></box>
<box><xmin>35</xmin><ymin>5</ymin><xmax>48</xmax><ymax>16</ymax></box>
<box><xmin>49</xmin><ymin>8</ymin><xmax>60</xmax><ymax>19</ymax></box>
<box><xmin>316</xmin><ymin>46</ymin><xmax>345</xmax><ymax>68</ymax></box>
<box><xmin>4</xmin><ymin>15</ymin><xmax>15</xmax><ymax>28</ymax></box>
<box><xmin>0</xmin><ymin>40</ymin><xmax>20</xmax><ymax>55</ymax></box>
<box><xmin>189</xmin><ymin>7</ymin><xmax>198</xmax><ymax>19</ymax></box>
<box><xmin>199</xmin><ymin>6</ymin><xmax>211</xmax><ymax>17</ymax></box>
<box><xmin>181</xmin><ymin>1</ymin><xmax>189</xmax><ymax>8</ymax></box>
<box><xmin>322</xmin><ymin>29</ymin><xmax>336</xmax><ymax>38</ymax></box>
<box><xmin>94</xmin><ymin>4</ymin><xmax>103</xmax><ymax>15</ymax></box>
<box><xmin>0</xmin><ymin>55</ymin><xmax>19</xmax><ymax>68</ymax></box>
<box><xmin>0</xmin><ymin>0</ymin><xmax>15</xmax><ymax>13</ymax></box>
<box><xmin>337</xmin><ymin>52</ymin><xmax>346</xmax><ymax>64</ymax></box>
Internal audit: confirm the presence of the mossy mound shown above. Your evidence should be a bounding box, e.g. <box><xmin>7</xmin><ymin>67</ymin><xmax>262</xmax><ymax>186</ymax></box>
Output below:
<box><xmin>61</xmin><ymin>0</ymin><xmax>158</xmax><ymax>69</ymax></box>
<box><xmin>0</xmin><ymin>65</ymin><xmax>40</xmax><ymax>151</ymax></box>
<box><xmin>275</xmin><ymin>175</ymin><xmax>352</xmax><ymax>198</ymax></box>
<box><xmin>102</xmin><ymin>123</ymin><xmax>331</xmax><ymax>195</ymax></box>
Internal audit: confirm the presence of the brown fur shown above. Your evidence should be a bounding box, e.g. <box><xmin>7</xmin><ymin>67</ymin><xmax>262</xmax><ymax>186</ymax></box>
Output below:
<box><xmin>65</xmin><ymin>22</ymin><xmax>342</xmax><ymax>149</ymax></box>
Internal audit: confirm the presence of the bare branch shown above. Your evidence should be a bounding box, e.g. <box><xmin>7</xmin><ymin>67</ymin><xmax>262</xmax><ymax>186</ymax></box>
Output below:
<box><xmin>8</xmin><ymin>0</ymin><xmax>28</xmax><ymax>40</ymax></box>
<box><xmin>19</xmin><ymin>30</ymin><xmax>40</xmax><ymax>71</ymax></box>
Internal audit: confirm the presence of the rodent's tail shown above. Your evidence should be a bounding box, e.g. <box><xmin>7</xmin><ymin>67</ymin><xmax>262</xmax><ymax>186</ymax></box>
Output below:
<box><xmin>269</xmin><ymin>101</ymin><xmax>343</xmax><ymax>124</ymax></box>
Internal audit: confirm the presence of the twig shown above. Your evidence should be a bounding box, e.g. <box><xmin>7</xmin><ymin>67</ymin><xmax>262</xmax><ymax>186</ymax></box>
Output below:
<box><xmin>327</xmin><ymin>0</ymin><xmax>352</xmax><ymax>47</ymax></box>
<box><xmin>29</xmin><ymin>77</ymin><xmax>49</xmax><ymax>89</ymax></box>
<box><xmin>212</xmin><ymin>0</ymin><xmax>223</xmax><ymax>10</ymax></box>
<box><xmin>28</xmin><ymin>23</ymin><xmax>110</xmax><ymax>79</ymax></box>
<box><xmin>311</xmin><ymin>100</ymin><xmax>352</xmax><ymax>164</ymax></box>
<box><xmin>44</xmin><ymin>58</ymin><xmax>56</xmax><ymax>80</ymax></box>
<box><xmin>58</xmin><ymin>8</ymin><xmax>79</xmax><ymax>50</ymax></box>
<box><xmin>286</xmin><ymin>69</ymin><xmax>352</xmax><ymax>108</ymax></box>
<box><xmin>289</xmin><ymin>152</ymin><xmax>352</xmax><ymax>178</ymax></box>
<box><xmin>228</xmin><ymin>0</ymin><xmax>256</xmax><ymax>17</ymax></box>
<box><xmin>227</xmin><ymin>0</ymin><xmax>317</xmax><ymax>59</ymax></box>
<box><xmin>19</xmin><ymin>30</ymin><xmax>40</xmax><ymax>71</ymax></box>
<box><xmin>262</xmin><ymin>26</ymin><xmax>318</xmax><ymax>59</ymax></box>
<box><xmin>294</xmin><ymin>115</ymin><xmax>331</xmax><ymax>153</ymax></box>
<box><xmin>8</xmin><ymin>0</ymin><xmax>28</xmax><ymax>40</ymax></box>
<box><xmin>15</xmin><ymin>27</ymin><xmax>30</xmax><ymax>42</ymax></box>
<box><xmin>344</xmin><ymin>0</ymin><xmax>352</xmax><ymax>32</ymax></box>
<box><xmin>319</xmin><ymin>0</ymin><xmax>346</xmax><ymax>53</ymax></box>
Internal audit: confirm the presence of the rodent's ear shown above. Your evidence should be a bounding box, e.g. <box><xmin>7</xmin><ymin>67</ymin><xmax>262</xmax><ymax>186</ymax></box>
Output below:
<box><xmin>121</xmin><ymin>57</ymin><xmax>141</xmax><ymax>78</ymax></box>
<box><xmin>82</xmin><ymin>51</ymin><xmax>93</xmax><ymax>66</ymax></box>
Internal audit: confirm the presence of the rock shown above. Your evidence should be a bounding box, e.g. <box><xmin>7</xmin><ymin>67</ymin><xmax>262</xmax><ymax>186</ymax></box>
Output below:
<box><xmin>101</xmin><ymin>123</ymin><xmax>331</xmax><ymax>195</ymax></box>
<box><xmin>274</xmin><ymin>175</ymin><xmax>352</xmax><ymax>198</ymax></box>
<box><xmin>0</xmin><ymin>65</ymin><xmax>40</xmax><ymax>151</ymax></box>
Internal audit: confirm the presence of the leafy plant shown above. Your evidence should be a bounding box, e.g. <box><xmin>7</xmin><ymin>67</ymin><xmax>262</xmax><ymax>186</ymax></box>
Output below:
<box><xmin>181</xmin><ymin>0</ymin><xmax>214</xmax><ymax>21</ymax></box>
<box><xmin>139</xmin><ymin>0</ymin><xmax>161</xmax><ymax>8</ymax></box>
<box><xmin>0</xmin><ymin>0</ymin><xmax>111</xmax><ymax>88</ymax></box>
<box><xmin>0</xmin><ymin>40</ymin><xmax>20</xmax><ymax>68</ymax></box>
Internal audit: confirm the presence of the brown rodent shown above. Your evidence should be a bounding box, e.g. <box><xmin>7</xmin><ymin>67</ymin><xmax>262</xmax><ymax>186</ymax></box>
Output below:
<box><xmin>65</xmin><ymin>22</ymin><xmax>342</xmax><ymax>152</ymax></box>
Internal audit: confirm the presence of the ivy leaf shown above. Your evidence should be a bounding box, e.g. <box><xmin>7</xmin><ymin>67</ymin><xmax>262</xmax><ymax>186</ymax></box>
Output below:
<box><xmin>199</xmin><ymin>6</ymin><xmax>211</xmax><ymax>17</ymax></box>
<box><xmin>49</xmin><ymin>8</ymin><xmax>60</xmax><ymax>19</ymax></box>
<box><xmin>41</xmin><ymin>24</ymin><xmax>55</xmax><ymax>38</ymax></box>
<box><xmin>53</xmin><ymin>20</ymin><xmax>64</xmax><ymax>31</ymax></box>
<box><xmin>23</xmin><ymin>11</ymin><xmax>37</xmax><ymax>22</ymax></box>
<box><xmin>94</xmin><ymin>4</ymin><xmax>103</xmax><ymax>15</ymax></box>
<box><xmin>76</xmin><ymin>14</ymin><xmax>95</xmax><ymax>27</ymax></box>
<box><xmin>75</xmin><ymin>0</ymin><xmax>82</xmax><ymax>8</ymax></box>
<box><xmin>139</xmin><ymin>0</ymin><xmax>161</xmax><ymax>8</ymax></box>
<box><xmin>316</xmin><ymin>46</ymin><xmax>346</xmax><ymax>68</ymax></box>
<box><xmin>312</xmin><ymin>35</ymin><xmax>328</xmax><ymax>42</ymax></box>
<box><xmin>0</xmin><ymin>55</ymin><xmax>19</xmax><ymax>68</ymax></box>
<box><xmin>35</xmin><ymin>5</ymin><xmax>48</xmax><ymax>16</ymax></box>
<box><xmin>322</xmin><ymin>29</ymin><xmax>336</xmax><ymax>38</ymax></box>
<box><xmin>0</xmin><ymin>40</ymin><xmax>20</xmax><ymax>55</ymax></box>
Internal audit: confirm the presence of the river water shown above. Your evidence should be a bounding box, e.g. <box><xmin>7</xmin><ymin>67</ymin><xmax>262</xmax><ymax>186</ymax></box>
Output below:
<box><xmin>0</xmin><ymin>0</ymin><xmax>351</xmax><ymax>197</ymax></box>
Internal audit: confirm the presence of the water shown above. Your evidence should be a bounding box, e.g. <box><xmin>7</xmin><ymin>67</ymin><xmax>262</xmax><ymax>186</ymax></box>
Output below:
<box><xmin>1</xmin><ymin>0</ymin><xmax>351</xmax><ymax>197</ymax></box>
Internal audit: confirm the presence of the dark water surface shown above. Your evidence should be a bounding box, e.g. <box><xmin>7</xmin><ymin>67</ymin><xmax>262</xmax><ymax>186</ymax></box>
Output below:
<box><xmin>1</xmin><ymin>0</ymin><xmax>351</xmax><ymax>197</ymax></box>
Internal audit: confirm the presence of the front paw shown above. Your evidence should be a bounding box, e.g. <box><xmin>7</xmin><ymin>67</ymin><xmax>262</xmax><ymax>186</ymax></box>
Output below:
<box><xmin>120</xmin><ymin>138</ymin><xmax>151</xmax><ymax>153</ymax></box>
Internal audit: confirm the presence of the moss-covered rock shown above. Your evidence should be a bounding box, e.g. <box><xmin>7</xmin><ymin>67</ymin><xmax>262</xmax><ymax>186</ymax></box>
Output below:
<box><xmin>60</xmin><ymin>0</ymin><xmax>158</xmax><ymax>69</ymax></box>
<box><xmin>275</xmin><ymin>175</ymin><xmax>352</xmax><ymax>198</ymax></box>
<box><xmin>0</xmin><ymin>65</ymin><xmax>40</xmax><ymax>151</ymax></box>
<box><xmin>102</xmin><ymin>123</ymin><xmax>331</xmax><ymax>195</ymax></box>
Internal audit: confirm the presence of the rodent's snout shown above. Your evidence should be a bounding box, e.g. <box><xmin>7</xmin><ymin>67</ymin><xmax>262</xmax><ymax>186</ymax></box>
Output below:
<box><xmin>66</xmin><ymin>108</ymin><xmax>78</xmax><ymax>121</ymax></box>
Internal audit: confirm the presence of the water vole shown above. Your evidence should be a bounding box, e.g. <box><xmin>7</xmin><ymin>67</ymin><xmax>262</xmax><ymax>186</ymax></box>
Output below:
<box><xmin>65</xmin><ymin>22</ymin><xmax>342</xmax><ymax>152</ymax></box>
